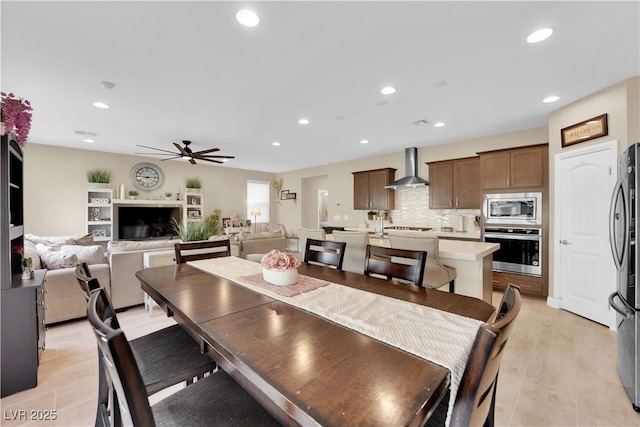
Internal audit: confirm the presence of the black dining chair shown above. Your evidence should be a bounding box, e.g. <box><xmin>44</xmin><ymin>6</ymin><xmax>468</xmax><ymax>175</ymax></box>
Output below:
<box><xmin>426</xmin><ymin>284</ymin><xmax>522</xmax><ymax>427</ymax></box>
<box><xmin>74</xmin><ymin>265</ymin><xmax>217</xmax><ymax>427</ymax></box>
<box><xmin>303</xmin><ymin>238</ymin><xmax>347</xmax><ymax>270</ymax></box>
<box><xmin>364</xmin><ymin>244</ymin><xmax>427</xmax><ymax>287</ymax></box>
<box><xmin>174</xmin><ymin>239</ymin><xmax>231</xmax><ymax>264</ymax></box>
<box><xmin>86</xmin><ymin>288</ymin><xmax>282</xmax><ymax>427</ymax></box>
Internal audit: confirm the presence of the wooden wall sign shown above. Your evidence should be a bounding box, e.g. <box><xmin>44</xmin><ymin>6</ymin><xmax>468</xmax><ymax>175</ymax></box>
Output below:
<box><xmin>561</xmin><ymin>114</ymin><xmax>608</xmax><ymax>147</ymax></box>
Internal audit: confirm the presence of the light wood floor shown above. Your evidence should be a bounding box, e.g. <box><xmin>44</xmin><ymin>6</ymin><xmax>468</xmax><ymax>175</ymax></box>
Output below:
<box><xmin>1</xmin><ymin>293</ymin><xmax>639</xmax><ymax>426</ymax></box>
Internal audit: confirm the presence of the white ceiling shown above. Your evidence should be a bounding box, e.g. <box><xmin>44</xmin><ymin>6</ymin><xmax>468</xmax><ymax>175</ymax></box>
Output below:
<box><xmin>2</xmin><ymin>1</ymin><xmax>639</xmax><ymax>173</ymax></box>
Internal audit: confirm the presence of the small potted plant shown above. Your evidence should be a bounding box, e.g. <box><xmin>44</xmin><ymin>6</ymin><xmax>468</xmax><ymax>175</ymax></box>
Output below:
<box><xmin>367</xmin><ymin>211</ymin><xmax>376</xmax><ymax>220</ymax></box>
<box><xmin>165</xmin><ymin>192</ymin><xmax>173</xmax><ymax>200</ymax></box>
<box><xmin>185</xmin><ymin>177</ymin><xmax>202</xmax><ymax>192</ymax></box>
<box><xmin>128</xmin><ymin>190</ymin><xmax>139</xmax><ymax>200</ymax></box>
<box><xmin>87</xmin><ymin>168</ymin><xmax>113</xmax><ymax>188</ymax></box>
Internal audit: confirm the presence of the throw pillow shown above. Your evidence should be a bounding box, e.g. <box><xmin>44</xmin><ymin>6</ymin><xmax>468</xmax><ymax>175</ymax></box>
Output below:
<box><xmin>25</xmin><ymin>233</ymin><xmax>78</xmax><ymax>246</ymax></box>
<box><xmin>39</xmin><ymin>250</ymin><xmax>78</xmax><ymax>270</ymax></box>
<box><xmin>60</xmin><ymin>245</ymin><xmax>106</xmax><ymax>265</ymax></box>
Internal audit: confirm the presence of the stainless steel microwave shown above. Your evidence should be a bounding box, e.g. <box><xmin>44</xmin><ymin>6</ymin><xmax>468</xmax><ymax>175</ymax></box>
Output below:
<box><xmin>482</xmin><ymin>192</ymin><xmax>542</xmax><ymax>225</ymax></box>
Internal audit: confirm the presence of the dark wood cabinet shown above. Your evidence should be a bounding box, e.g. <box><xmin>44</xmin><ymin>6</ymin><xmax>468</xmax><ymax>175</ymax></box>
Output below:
<box><xmin>353</xmin><ymin>168</ymin><xmax>396</xmax><ymax>210</ymax></box>
<box><xmin>492</xmin><ymin>271</ymin><xmax>546</xmax><ymax>298</ymax></box>
<box><xmin>480</xmin><ymin>145</ymin><xmax>545</xmax><ymax>190</ymax></box>
<box><xmin>428</xmin><ymin>157</ymin><xmax>481</xmax><ymax>209</ymax></box>
<box><xmin>1</xmin><ymin>135</ymin><xmax>46</xmax><ymax>397</ymax></box>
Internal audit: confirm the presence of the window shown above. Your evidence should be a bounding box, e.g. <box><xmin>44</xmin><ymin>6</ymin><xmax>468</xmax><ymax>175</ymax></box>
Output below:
<box><xmin>247</xmin><ymin>180</ymin><xmax>269</xmax><ymax>224</ymax></box>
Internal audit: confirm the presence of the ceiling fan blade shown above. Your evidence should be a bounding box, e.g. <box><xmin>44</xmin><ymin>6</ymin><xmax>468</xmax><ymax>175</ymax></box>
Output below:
<box><xmin>198</xmin><ymin>155</ymin><xmax>235</xmax><ymax>159</ymax></box>
<box><xmin>191</xmin><ymin>148</ymin><xmax>220</xmax><ymax>156</ymax></box>
<box><xmin>136</xmin><ymin>144</ymin><xmax>179</xmax><ymax>155</ymax></box>
<box><xmin>196</xmin><ymin>157</ymin><xmax>224</xmax><ymax>164</ymax></box>
<box><xmin>173</xmin><ymin>142</ymin><xmax>189</xmax><ymax>156</ymax></box>
<box><xmin>160</xmin><ymin>156</ymin><xmax>183</xmax><ymax>161</ymax></box>
<box><xmin>189</xmin><ymin>157</ymin><xmax>197</xmax><ymax>165</ymax></box>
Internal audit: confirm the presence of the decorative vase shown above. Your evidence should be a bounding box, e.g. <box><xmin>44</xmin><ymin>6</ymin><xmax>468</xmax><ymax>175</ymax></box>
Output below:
<box><xmin>21</xmin><ymin>266</ymin><xmax>34</xmax><ymax>280</ymax></box>
<box><xmin>262</xmin><ymin>267</ymin><xmax>298</xmax><ymax>286</ymax></box>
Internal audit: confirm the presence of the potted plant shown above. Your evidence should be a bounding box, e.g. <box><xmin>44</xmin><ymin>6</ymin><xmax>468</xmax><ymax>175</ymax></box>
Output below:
<box><xmin>87</xmin><ymin>168</ymin><xmax>113</xmax><ymax>188</ymax></box>
<box><xmin>165</xmin><ymin>192</ymin><xmax>173</xmax><ymax>200</ymax></box>
<box><xmin>171</xmin><ymin>208</ymin><xmax>221</xmax><ymax>241</ymax></box>
<box><xmin>367</xmin><ymin>211</ymin><xmax>376</xmax><ymax>220</ymax></box>
<box><xmin>185</xmin><ymin>177</ymin><xmax>202</xmax><ymax>192</ymax></box>
<box><xmin>128</xmin><ymin>190</ymin><xmax>139</xmax><ymax>200</ymax></box>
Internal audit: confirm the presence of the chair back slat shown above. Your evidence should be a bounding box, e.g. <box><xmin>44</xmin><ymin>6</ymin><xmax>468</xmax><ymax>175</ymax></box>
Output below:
<box><xmin>364</xmin><ymin>245</ymin><xmax>427</xmax><ymax>287</ymax></box>
<box><xmin>88</xmin><ymin>290</ymin><xmax>156</xmax><ymax>427</ymax></box>
<box><xmin>304</xmin><ymin>238</ymin><xmax>346</xmax><ymax>270</ymax></box>
<box><xmin>449</xmin><ymin>284</ymin><xmax>521</xmax><ymax>427</ymax></box>
<box><xmin>174</xmin><ymin>239</ymin><xmax>231</xmax><ymax>264</ymax></box>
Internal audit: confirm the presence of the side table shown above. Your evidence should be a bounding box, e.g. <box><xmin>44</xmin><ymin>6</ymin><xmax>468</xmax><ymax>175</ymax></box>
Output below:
<box><xmin>143</xmin><ymin>249</ymin><xmax>176</xmax><ymax>313</ymax></box>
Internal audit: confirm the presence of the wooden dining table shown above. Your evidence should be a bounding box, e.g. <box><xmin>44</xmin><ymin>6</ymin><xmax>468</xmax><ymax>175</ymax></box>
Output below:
<box><xmin>136</xmin><ymin>259</ymin><xmax>495</xmax><ymax>427</ymax></box>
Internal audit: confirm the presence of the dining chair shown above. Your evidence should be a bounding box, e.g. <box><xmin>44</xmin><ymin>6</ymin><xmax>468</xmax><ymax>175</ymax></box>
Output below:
<box><xmin>86</xmin><ymin>289</ymin><xmax>282</xmax><ymax>427</ymax></box>
<box><xmin>426</xmin><ymin>284</ymin><xmax>522</xmax><ymax>427</ymax></box>
<box><xmin>73</xmin><ymin>266</ymin><xmax>217</xmax><ymax>427</ymax></box>
<box><xmin>297</xmin><ymin>228</ymin><xmax>326</xmax><ymax>257</ymax></box>
<box><xmin>364</xmin><ymin>244</ymin><xmax>427</xmax><ymax>287</ymax></box>
<box><xmin>174</xmin><ymin>239</ymin><xmax>231</xmax><ymax>264</ymax></box>
<box><xmin>332</xmin><ymin>230</ymin><xmax>369</xmax><ymax>274</ymax></box>
<box><xmin>304</xmin><ymin>238</ymin><xmax>347</xmax><ymax>270</ymax></box>
<box><xmin>389</xmin><ymin>234</ymin><xmax>457</xmax><ymax>292</ymax></box>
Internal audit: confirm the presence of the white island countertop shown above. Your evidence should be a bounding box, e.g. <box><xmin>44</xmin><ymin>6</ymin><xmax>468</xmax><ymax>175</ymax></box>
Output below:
<box><xmin>343</xmin><ymin>227</ymin><xmax>481</xmax><ymax>241</ymax></box>
<box><xmin>365</xmin><ymin>236</ymin><xmax>498</xmax><ymax>261</ymax></box>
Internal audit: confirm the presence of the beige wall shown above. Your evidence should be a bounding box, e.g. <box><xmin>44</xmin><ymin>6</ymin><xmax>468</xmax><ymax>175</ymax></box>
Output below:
<box><xmin>275</xmin><ymin>126</ymin><xmax>548</xmax><ymax>232</ymax></box>
<box><xmin>547</xmin><ymin>76</ymin><xmax>640</xmax><ymax>296</ymax></box>
<box><xmin>23</xmin><ymin>144</ymin><xmax>275</xmax><ymax>236</ymax></box>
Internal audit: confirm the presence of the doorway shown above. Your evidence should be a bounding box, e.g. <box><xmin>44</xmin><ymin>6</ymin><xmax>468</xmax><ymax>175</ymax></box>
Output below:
<box><xmin>554</xmin><ymin>140</ymin><xmax>617</xmax><ymax>329</ymax></box>
<box><xmin>318</xmin><ymin>190</ymin><xmax>328</xmax><ymax>228</ymax></box>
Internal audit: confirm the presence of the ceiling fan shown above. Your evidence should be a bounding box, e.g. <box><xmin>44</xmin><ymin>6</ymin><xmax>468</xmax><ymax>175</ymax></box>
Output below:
<box><xmin>135</xmin><ymin>140</ymin><xmax>235</xmax><ymax>165</ymax></box>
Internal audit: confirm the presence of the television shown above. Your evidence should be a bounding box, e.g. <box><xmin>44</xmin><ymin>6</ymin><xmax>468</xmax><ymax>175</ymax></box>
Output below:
<box><xmin>117</xmin><ymin>206</ymin><xmax>180</xmax><ymax>240</ymax></box>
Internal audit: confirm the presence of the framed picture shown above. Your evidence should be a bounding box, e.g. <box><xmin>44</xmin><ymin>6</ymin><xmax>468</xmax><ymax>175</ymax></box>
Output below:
<box><xmin>561</xmin><ymin>114</ymin><xmax>608</xmax><ymax>147</ymax></box>
<box><xmin>92</xmin><ymin>229</ymin><xmax>106</xmax><ymax>238</ymax></box>
<box><xmin>223</xmin><ymin>218</ymin><xmax>231</xmax><ymax>227</ymax></box>
<box><xmin>245</xmin><ymin>219</ymin><xmax>251</xmax><ymax>226</ymax></box>
<box><xmin>188</xmin><ymin>211</ymin><xmax>201</xmax><ymax>218</ymax></box>
<box><xmin>280</xmin><ymin>190</ymin><xmax>289</xmax><ymax>200</ymax></box>
<box><xmin>287</xmin><ymin>192</ymin><xmax>297</xmax><ymax>200</ymax></box>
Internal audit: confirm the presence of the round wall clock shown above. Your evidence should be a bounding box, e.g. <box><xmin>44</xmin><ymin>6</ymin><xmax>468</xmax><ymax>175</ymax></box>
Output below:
<box><xmin>130</xmin><ymin>162</ymin><xmax>164</xmax><ymax>191</ymax></box>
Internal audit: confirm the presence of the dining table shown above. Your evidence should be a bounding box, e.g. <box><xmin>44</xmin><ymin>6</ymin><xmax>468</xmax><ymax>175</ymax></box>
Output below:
<box><xmin>136</xmin><ymin>257</ymin><xmax>495</xmax><ymax>427</ymax></box>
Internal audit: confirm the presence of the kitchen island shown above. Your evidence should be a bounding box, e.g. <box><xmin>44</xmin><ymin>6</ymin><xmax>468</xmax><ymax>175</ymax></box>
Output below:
<box><xmin>331</xmin><ymin>231</ymin><xmax>498</xmax><ymax>303</ymax></box>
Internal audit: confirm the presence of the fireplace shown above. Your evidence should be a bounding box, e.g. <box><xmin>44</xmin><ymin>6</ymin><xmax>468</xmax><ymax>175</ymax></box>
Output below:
<box><xmin>116</xmin><ymin>206</ymin><xmax>180</xmax><ymax>240</ymax></box>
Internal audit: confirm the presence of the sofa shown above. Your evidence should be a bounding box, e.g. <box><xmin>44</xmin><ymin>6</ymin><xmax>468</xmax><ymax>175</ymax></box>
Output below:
<box><xmin>235</xmin><ymin>231</ymin><xmax>286</xmax><ymax>259</ymax></box>
<box><xmin>25</xmin><ymin>234</ymin><xmax>177</xmax><ymax>325</ymax></box>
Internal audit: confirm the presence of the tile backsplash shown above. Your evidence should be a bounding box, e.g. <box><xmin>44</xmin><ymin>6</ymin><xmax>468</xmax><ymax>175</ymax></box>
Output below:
<box><xmin>360</xmin><ymin>186</ymin><xmax>480</xmax><ymax>231</ymax></box>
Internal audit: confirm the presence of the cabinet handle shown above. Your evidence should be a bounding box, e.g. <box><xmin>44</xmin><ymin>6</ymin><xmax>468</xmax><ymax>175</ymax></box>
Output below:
<box><xmin>455</xmin><ymin>198</ymin><xmax>459</xmax><ymax>207</ymax></box>
<box><xmin>506</xmin><ymin>177</ymin><xmax>510</xmax><ymax>187</ymax></box>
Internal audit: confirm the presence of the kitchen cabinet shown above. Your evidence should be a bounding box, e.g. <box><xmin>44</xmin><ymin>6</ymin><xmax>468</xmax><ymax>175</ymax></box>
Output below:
<box><xmin>479</xmin><ymin>145</ymin><xmax>546</xmax><ymax>190</ymax></box>
<box><xmin>428</xmin><ymin>157</ymin><xmax>481</xmax><ymax>209</ymax></box>
<box><xmin>353</xmin><ymin>168</ymin><xmax>396</xmax><ymax>210</ymax></box>
<box><xmin>492</xmin><ymin>271</ymin><xmax>546</xmax><ymax>298</ymax></box>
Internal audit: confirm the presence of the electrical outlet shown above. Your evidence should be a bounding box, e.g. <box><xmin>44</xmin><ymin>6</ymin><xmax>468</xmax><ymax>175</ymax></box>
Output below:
<box><xmin>343</xmin><ymin>215</ymin><xmax>348</xmax><ymax>220</ymax></box>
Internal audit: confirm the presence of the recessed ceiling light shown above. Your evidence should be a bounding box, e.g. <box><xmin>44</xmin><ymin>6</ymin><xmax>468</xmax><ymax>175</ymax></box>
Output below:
<box><xmin>434</xmin><ymin>122</ymin><xmax>446</xmax><ymax>128</ymax></box>
<box><xmin>381</xmin><ymin>86</ymin><xmax>396</xmax><ymax>95</ymax></box>
<box><xmin>83</xmin><ymin>139</ymin><xmax>95</xmax><ymax>143</ymax></box>
<box><xmin>236</xmin><ymin>9</ymin><xmax>259</xmax><ymax>27</ymax></box>
<box><xmin>93</xmin><ymin>102</ymin><xmax>110</xmax><ymax>109</ymax></box>
<box><xmin>298</xmin><ymin>118</ymin><xmax>309</xmax><ymax>125</ymax></box>
<box><xmin>272</xmin><ymin>141</ymin><xmax>281</xmax><ymax>146</ymax></box>
<box><xmin>360</xmin><ymin>139</ymin><xmax>369</xmax><ymax>144</ymax></box>
<box><xmin>543</xmin><ymin>95</ymin><xmax>560</xmax><ymax>103</ymax></box>
<box><xmin>527</xmin><ymin>28</ymin><xmax>553</xmax><ymax>43</ymax></box>
<box><xmin>220</xmin><ymin>159</ymin><xmax>229</xmax><ymax>162</ymax></box>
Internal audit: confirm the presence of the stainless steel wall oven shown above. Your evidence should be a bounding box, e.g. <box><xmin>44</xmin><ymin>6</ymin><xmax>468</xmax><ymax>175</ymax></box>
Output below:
<box><xmin>483</xmin><ymin>227</ymin><xmax>542</xmax><ymax>277</ymax></box>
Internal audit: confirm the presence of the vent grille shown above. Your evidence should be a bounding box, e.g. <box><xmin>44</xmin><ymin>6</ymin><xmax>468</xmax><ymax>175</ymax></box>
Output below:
<box><xmin>74</xmin><ymin>130</ymin><xmax>99</xmax><ymax>137</ymax></box>
<box><xmin>412</xmin><ymin>119</ymin><xmax>429</xmax><ymax>126</ymax></box>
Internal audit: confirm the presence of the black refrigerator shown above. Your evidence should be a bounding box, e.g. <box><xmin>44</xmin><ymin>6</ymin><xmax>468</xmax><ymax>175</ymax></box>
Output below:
<box><xmin>609</xmin><ymin>142</ymin><xmax>640</xmax><ymax>412</ymax></box>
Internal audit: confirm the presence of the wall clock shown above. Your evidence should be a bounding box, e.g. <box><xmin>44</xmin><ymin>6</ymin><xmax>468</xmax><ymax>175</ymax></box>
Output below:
<box><xmin>130</xmin><ymin>162</ymin><xmax>164</xmax><ymax>191</ymax></box>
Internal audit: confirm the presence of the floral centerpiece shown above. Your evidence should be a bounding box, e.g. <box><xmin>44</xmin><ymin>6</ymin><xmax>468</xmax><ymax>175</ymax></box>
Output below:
<box><xmin>1</xmin><ymin>92</ymin><xmax>33</xmax><ymax>147</ymax></box>
<box><xmin>13</xmin><ymin>245</ymin><xmax>33</xmax><ymax>279</ymax></box>
<box><xmin>260</xmin><ymin>249</ymin><xmax>301</xmax><ymax>286</ymax></box>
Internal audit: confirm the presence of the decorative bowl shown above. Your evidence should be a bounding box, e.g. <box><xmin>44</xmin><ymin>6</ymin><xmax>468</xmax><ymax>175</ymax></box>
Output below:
<box><xmin>262</xmin><ymin>267</ymin><xmax>298</xmax><ymax>286</ymax></box>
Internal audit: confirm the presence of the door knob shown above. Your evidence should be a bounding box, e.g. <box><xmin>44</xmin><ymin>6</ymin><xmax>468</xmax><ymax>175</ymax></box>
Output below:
<box><xmin>559</xmin><ymin>239</ymin><xmax>571</xmax><ymax>245</ymax></box>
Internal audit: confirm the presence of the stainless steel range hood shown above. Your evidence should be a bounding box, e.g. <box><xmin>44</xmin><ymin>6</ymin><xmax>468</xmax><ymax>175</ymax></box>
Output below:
<box><xmin>385</xmin><ymin>147</ymin><xmax>429</xmax><ymax>189</ymax></box>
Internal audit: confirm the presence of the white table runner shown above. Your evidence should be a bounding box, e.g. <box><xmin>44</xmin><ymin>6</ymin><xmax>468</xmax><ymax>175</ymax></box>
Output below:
<box><xmin>189</xmin><ymin>257</ymin><xmax>484</xmax><ymax>425</ymax></box>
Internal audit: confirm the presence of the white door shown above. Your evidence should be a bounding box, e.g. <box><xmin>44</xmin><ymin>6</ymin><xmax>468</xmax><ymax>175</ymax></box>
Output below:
<box><xmin>555</xmin><ymin>141</ymin><xmax>617</xmax><ymax>328</ymax></box>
